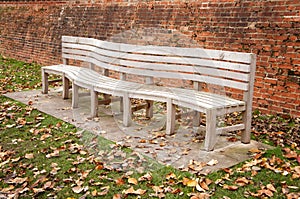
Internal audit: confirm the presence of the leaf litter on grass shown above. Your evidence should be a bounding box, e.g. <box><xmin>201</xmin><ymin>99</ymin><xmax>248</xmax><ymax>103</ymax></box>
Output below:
<box><xmin>1</xmin><ymin>56</ymin><xmax>300</xmax><ymax>198</ymax></box>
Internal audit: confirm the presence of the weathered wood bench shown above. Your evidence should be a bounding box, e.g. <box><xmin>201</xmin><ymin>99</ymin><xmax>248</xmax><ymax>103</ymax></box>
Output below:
<box><xmin>42</xmin><ymin>36</ymin><xmax>256</xmax><ymax>151</ymax></box>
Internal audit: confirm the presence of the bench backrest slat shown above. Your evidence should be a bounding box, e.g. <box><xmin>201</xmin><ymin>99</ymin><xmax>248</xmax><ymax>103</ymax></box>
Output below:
<box><xmin>62</xmin><ymin>47</ymin><xmax>250</xmax><ymax>82</ymax></box>
<box><xmin>61</xmin><ymin>36</ymin><xmax>256</xmax><ymax>92</ymax></box>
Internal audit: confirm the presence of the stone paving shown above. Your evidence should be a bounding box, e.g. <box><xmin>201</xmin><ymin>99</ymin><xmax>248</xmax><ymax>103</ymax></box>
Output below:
<box><xmin>5</xmin><ymin>88</ymin><xmax>270</xmax><ymax>174</ymax></box>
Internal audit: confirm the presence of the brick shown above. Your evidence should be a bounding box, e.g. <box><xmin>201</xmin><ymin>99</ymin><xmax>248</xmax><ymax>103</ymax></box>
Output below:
<box><xmin>0</xmin><ymin>0</ymin><xmax>299</xmax><ymax>117</ymax></box>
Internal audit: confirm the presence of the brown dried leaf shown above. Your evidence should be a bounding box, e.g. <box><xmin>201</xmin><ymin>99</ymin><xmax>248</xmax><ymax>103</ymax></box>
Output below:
<box><xmin>72</xmin><ymin>186</ymin><xmax>84</xmax><ymax>194</ymax></box>
<box><xmin>0</xmin><ymin>185</ymin><xmax>15</xmax><ymax>193</ymax></box>
<box><xmin>199</xmin><ymin>180</ymin><xmax>209</xmax><ymax>191</ymax></box>
<box><xmin>113</xmin><ymin>194</ymin><xmax>122</xmax><ymax>199</ymax></box>
<box><xmin>123</xmin><ymin>186</ymin><xmax>146</xmax><ymax>195</ymax></box>
<box><xmin>138</xmin><ymin>172</ymin><xmax>152</xmax><ymax>181</ymax></box>
<box><xmin>128</xmin><ymin>177</ymin><xmax>138</xmax><ymax>185</ymax></box>
<box><xmin>40</xmin><ymin>133</ymin><xmax>52</xmax><ymax>141</ymax></box>
<box><xmin>235</xmin><ymin>177</ymin><xmax>251</xmax><ymax>186</ymax></box>
<box><xmin>283</xmin><ymin>148</ymin><xmax>298</xmax><ymax>159</ymax></box>
<box><xmin>7</xmin><ymin>177</ymin><xmax>28</xmax><ymax>184</ymax></box>
<box><xmin>166</xmin><ymin>172</ymin><xmax>177</xmax><ymax>180</ymax></box>
<box><xmin>98</xmin><ymin>186</ymin><xmax>109</xmax><ymax>196</ymax></box>
<box><xmin>43</xmin><ymin>181</ymin><xmax>54</xmax><ymax>189</ymax></box>
<box><xmin>25</xmin><ymin>153</ymin><xmax>34</xmax><ymax>159</ymax></box>
<box><xmin>115</xmin><ymin>178</ymin><xmax>125</xmax><ymax>186</ymax></box>
<box><xmin>190</xmin><ymin>193</ymin><xmax>210</xmax><ymax>199</ymax></box>
<box><xmin>257</xmin><ymin>189</ymin><xmax>273</xmax><ymax>197</ymax></box>
<box><xmin>32</xmin><ymin>187</ymin><xmax>45</xmax><ymax>194</ymax></box>
<box><xmin>266</xmin><ymin>184</ymin><xmax>277</xmax><ymax>192</ymax></box>
<box><xmin>223</xmin><ymin>184</ymin><xmax>239</xmax><ymax>191</ymax></box>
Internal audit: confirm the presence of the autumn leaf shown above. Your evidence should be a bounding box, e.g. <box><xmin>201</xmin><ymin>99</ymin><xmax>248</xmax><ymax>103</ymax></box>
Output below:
<box><xmin>138</xmin><ymin>172</ymin><xmax>152</xmax><ymax>181</ymax></box>
<box><xmin>25</xmin><ymin>153</ymin><xmax>34</xmax><ymax>159</ymax></box>
<box><xmin>128</xmin><ymin>177</ymin><xmax>138</xmax><ymax>185</ymax></box>
<box><xmin>223</xmin><ymin>184</ymin><xmax>239</xmax><ymax>191</ymax></box>
<box><xmin>32</xmin><ymin>187</ymin><xmax>45</xmax><ymax>194</ymax></box>
<box><xmin>122</xmin><ymin>186</ymin><xmax>146</xmax><ymax>195</ymax></box>
<box><xmin>199</xmin><ymin>180</ymin><xmax>209</xmax><ymax>190</ymax></box>
<box><xmin>207</xmin><ymin>159</ymin><xmax>218</xmax><ymax>166</ymax></box>
<box><xmin>283</xmin><ymin>148</ymin><xmax>298</xmax><ymax>159</ymax></box>
<box><xmin>182</xmin><ymin>177</ymin><xmax>197</xmax><ymax>187</ymax></box>
<box><xmin>235</xmin><ymin>177</ymin><xmax>251</xmax><ymax>186</ymax></box>
<box><xmin>113</xmin><ymin>193</ymin><xmax>122</xmax><ymax>199</ymax></box>
<box><xmin>166</xmin><ymin>172</ymin><xmax>177</xmax><ymax>180</ymax></box>
<box><xmin>190</xmin><ymin>193</ymin><xmax>210</xmax><ymax>199</ymax></box>
<box><xmin>98</xmin><ymin>186</ymin><xmax>110</xmax><ymax>196</ymax></box>
<box><xmin>72</xmin><ymin>186</ymin><xmax>84</xmax><ymax>194</ymax></box>
<box><xmin>7</xmin><ymin>177</ymin><xmax>28</xmax><ymax>184</ymax></box>
<box><xmin>115</xmin><ymin>178</ymin><xmax>125</xmax><ymax>186</ymax></box>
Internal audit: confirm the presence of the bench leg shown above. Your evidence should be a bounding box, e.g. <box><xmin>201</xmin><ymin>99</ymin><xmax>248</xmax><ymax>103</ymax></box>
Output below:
<box><xmin>204</xmin><ymin>109</ymin><xmax>217</xmax><ymax>151</ymax></box>
<box><xmin>123</xmin><ymin>93</ymin><xmax>132</xmax><ymax>127</ymax></box>
<box><xmin>41</xmin><ymin>69</ymin><xmax>49</xmax><ymax>94</ymax></box>
<box><xmin>91</xmin><ymin>90</ymin><xmax>98</xmax><ymax>117</ymax></box>
<box><xmin>193</xmin><ymin>111</ymin><xmax>201</xmax><ymax>126</ymax></box>
<box><xmin>146</xmin><ymin>100</ymin><xmax>153</xmax><ymax>118</ymax></box>
<box><xmin>120</xmin><ymin>97</ymin><xmax>123</xmax><ymax>113</ymax></box>
<box><xmin>241</xmin><ymin>109</ymin><xmax>251</xmax><ymax>144</ymax></box>
<box><xmin>62</xmin><ymin>74</ymin><xmax>70</xmax><ymax>99</ymax></box>
<box><xmin>72</xmin><ymin>83</ymin><xmax>79</xmax><ymax>109</ymax></box>
<box><xmin>166</xmin><ymin>98</ymin><xmax>176</xmax><ymax>135</ymax></box>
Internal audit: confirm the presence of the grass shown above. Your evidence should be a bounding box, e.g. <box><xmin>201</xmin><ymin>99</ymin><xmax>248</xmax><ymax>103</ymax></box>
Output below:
<box><xmin>0</xmin><ymin>55</ymin><xmax>299</xmax><ymax>198</ymax></box>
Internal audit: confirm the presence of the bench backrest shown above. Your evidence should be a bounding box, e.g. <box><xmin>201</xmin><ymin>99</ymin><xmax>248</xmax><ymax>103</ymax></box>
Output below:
<box><xmin>61</xmin><ymin>36</ymin><xmax>256</xmax><ymax>100</ymax></box>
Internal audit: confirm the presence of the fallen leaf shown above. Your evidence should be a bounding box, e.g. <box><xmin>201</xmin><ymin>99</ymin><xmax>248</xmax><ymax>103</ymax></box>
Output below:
<box><xmin>166</xmin><ymin>172</ymin><xmax>177</xmax><ymax>180</ymax></box>
<box><xmin>223</xmin><ymin>184</ymin><xmax>239</xmax><ymax>191</ymax></box>
<box><xmin>266</xmin><ymin>184</ymin><xmax>277</xmax><ymax>192</ymax></box>
<box><xmin>40</xmin><ymin>133</ymin><xmax>52</xmax><ymax>141</ymax></box>
<box><xmin>72</xmin><ymin>186</ymin><xmax>84</xmax><ymax>194</ymax></box>
<box><xmin>25</xmin><ymin>153</ymin><xmax>34</xmax><ymax>159</ymax></box>
<box><xmin>7</xmin><ymin>177</ymin><xmax>28</xmax><ymax>184</ymax></box>
<box><xmin>98</xmin><ymin>186</ymin><xmax>109</xmax><ymax>196</ymax></box>
<box><xmin>190</xmin><ymin>193</ymin><xmax>210</xmax><ymax>199</ymax></box>
<box><xmin>207</xmin><ymin>159</ymin><xmax>218</xmax><ymax>166</ymax></box>
<box><xmin>115</xmin><ymin>178</ymin><xmax>125</xmax><ymax>186</ymax></box>
<box><xmin>138</xmin><ymin>172</ymin><xmax>152</xmax><ymax>181</ymax></box>
<box><xmin>128</xmin><ymin>177</ymin><xmax>138</xmax><ymax>185</ymax></box>
<box><xmin>32</xmin><ymin>187</ymin><xmax>45</xmax><ymax>194</ymax></box>
<box><xmin>257</xmin><ymin>189</ymin><xmax>273</xmax><ymax>197</ymax></box>
<box><xmin>200</xmin><ymin>180</ymin><xmax>209</xmax><ymax>190</ymax></box>
<box><xmin>0</xmin><ymin>185</ymin><xmax>14</xmax><ymax>193</ymax></box>
<box><xmin>113</xmin><ymin>193</ymin><xmax>122</xmax><ymax>199</ymax></box>
<box><xmin>235</xmin><ymin>177</ymin><xmax>251</xmax><ymax>186</ymax></box>
<box><xmin>122</xmin><ymin>186</ymin><xmax>146</xmax><ymax>195</ymax></box>
<box><xmin>182</xmin><ymin>177</ymin><xmax>197</xmax><ymax>187</ymax></box>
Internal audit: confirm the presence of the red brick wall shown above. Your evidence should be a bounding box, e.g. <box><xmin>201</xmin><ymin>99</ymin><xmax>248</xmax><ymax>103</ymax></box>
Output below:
<box><xmin>0</xmin><ymin>0</ymin><xmax>299</xmax><ymax>117</ymax></box>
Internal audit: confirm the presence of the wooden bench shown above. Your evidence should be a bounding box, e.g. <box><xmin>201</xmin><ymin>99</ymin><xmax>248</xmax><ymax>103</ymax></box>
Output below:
<box><xmin>42</xmin><ymin>36</ymin><xmax>256</xmax><ymax>151</ymax></box>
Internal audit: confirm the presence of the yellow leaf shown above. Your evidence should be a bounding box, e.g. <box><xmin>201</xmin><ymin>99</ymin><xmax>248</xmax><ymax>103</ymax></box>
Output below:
<box><xmin>182</xmin><ymin>177</ymin><xmax>197</xmax><ymax>187</ymax></box>
<box><xmin>166</xmin><ymin>172</ymin><xmax>176</xmax><ymax>180</ymax></box>
<box><xmin>128</xmin><ymin>177</ymin><xmax>138</xmax><ymax>185</ymax></box>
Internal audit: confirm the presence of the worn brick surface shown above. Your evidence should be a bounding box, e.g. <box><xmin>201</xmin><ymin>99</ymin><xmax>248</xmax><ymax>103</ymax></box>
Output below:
<box><xmin>0</xmin><ymin>0</ymin><xmax>299</xmax><ymax>117</ymax></box>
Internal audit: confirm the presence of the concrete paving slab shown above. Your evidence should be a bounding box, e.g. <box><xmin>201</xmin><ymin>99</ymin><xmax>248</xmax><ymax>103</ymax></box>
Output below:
<box><xmin>4</xmin><ymin>89</ymin><xmax>271</xmax><ymax>173</ymax></box>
